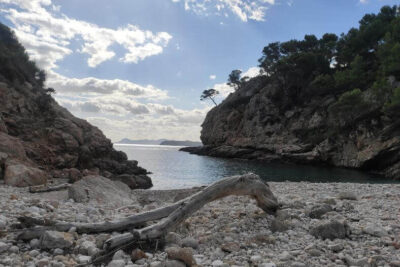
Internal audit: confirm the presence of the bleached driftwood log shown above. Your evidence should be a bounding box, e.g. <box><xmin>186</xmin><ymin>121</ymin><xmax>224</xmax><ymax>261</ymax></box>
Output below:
<box><xmin>17</xmin><ymin>174</ymin><xmax>278</xmax><ymax>265</ymax></box>
<box><xmin>29</xmin><ymin>183</ymin><xmax>71</xmax><ymax>193</ymax></box>
<box><xmin>93</xmin><ymin>173</ymin><xmax>278</xmax><ymax>264</ymax></box>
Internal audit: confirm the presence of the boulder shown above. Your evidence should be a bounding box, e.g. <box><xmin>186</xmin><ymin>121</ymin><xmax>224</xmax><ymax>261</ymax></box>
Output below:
<box><xmin>40</xmin><ymin>231</ymin><xmax>73</xmax><ymax>249</ymax></box>
<box><xmin>4</xmin><ymin>160</ymin><xmax>47</xmax><ymax>187</ymax></box>
<box><xmin>165</xmin><ymin>247</ymin><xmax>196</xmax><ymax>266</ymax></box>
<box><xmin>308</xmin><ymin>204</ymin><xmax>333</xmax><ymax>219</ymax></box>
<box><xmin>310</xmin><ymin>219</ymin><xmax>350</xmax><ymax>240</ymax></box>
<box><xmin>68</xmin><ymin>175</ymin><xmax>132</xmax><ymax>205</ymax></box>
<box><xmin>113</xmin><ymin>174</ymin><xmax>153</xmax><ymax>189</ymax></box>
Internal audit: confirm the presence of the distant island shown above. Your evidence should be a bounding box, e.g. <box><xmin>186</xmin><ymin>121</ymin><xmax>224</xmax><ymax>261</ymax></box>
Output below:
<box><xmin>159</xmin><ymin>140</ymin><xmax>202</xmax><ymax>147</ymax></box>
<box><xmin>116</xmin><ymin>138</ymin><xmax>202</xmax><ymax>147</ymax></box>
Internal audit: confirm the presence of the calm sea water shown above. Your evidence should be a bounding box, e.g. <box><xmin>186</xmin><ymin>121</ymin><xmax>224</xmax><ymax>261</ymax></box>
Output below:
<box><xmin>115</xmin><ymin>144</ymin><xmax>398</xmax><ymax>189</ymax></box>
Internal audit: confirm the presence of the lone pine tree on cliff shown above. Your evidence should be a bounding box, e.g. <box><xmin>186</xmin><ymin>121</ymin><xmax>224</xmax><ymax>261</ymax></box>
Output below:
<box><xmin>200</xmin><ymin>88</ymin><xmax>219</xmax><ymax>106</ymax></box>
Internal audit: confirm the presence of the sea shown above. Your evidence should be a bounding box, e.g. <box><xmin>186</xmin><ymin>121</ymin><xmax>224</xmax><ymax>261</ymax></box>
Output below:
<box><xmin>114</xmin><ymin>144</ymin><xmax>398</xmax><ymax>189</ymax></box>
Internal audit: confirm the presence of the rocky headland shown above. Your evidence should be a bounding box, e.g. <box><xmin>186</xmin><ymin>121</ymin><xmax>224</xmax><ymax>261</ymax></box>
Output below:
<box><xmin>0</xmin><ymin>23</ymin><xmax>152</xmax><ymax>190</ymax></box>
<box><xmin>182</xmin><ymin>6</ymin><xmax>400</xmax><ymax>180</ymax></box>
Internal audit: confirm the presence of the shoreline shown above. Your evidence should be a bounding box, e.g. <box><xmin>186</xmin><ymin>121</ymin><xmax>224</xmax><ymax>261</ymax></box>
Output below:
<box><xmin>0</xmin><ymin>179</ymin><xmax>399</xmax><ymax>266</ymax></box>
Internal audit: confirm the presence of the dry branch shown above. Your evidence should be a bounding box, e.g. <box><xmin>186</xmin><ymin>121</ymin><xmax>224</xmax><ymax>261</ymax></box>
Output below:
<box><xmin>29</xmin><ymin>183</ymin><xmax>71</xmax><ymax>193</ymax></box>
<box><xmin>16</xmin><ymin>174</ymin><xmax>278</xmax><ymax>265</ymax></box>
<box><xmin>95</xmin><ymin>173</ymin><xmax>278</xmax><ymax>264</ymax></box>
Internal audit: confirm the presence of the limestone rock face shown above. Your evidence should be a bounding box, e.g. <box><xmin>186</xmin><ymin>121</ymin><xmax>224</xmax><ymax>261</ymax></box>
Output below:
<box><xmin>68</xmin><ymin>175</ymin><xmax>132</xmax><ymax>205</ymax></box>
<box><xmin>184</xmin><ymin>76</ymin><xmax>400</xmax><ymax>179</ymax></box>
<box><xmin>0</xmin><ymin>81</ymin><xmax>151</xmax><ymax>188</ymax></box>
<box><xmin>4</xmin><ymin>160</ymin><xmax>48</xmax><ymax>187</ymax></box>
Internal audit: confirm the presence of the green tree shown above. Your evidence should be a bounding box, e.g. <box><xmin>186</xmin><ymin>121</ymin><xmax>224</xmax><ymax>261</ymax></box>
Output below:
<box><xmin>200</xmin><ymin>89</ymin><xmax>219</xmax><ymax>106</ymax></box>
<box><xmin>227</xmin><ymin>70</ymin><xmax>242</xmax><ymax>89</ymax></box>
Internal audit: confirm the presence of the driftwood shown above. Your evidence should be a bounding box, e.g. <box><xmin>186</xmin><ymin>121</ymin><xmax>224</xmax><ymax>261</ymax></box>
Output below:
<box><xmin>29</xmin><ymin>183</ymin><xmax>71</xmax><ymax>193</ymax></box>
<box><xmin>17</xmin><ymin>174</ymin><xmax>278</xmax><ymax>265</ymax></box>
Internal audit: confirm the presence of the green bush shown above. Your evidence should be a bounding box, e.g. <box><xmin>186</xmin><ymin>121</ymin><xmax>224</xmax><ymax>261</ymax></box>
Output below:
<box><xmin>383</xmin><ymin>87</ymin><xmax>400</xmax><ymax>115</ymax></box>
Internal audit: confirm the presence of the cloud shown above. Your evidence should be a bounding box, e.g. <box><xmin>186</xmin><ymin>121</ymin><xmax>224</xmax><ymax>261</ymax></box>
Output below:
<box><xmin>359</xmin><ymin>0</ymin><xmax>367</xmax><ymax>3</ymax></box>
<box><xmin>171</xmin><ymin>0</ymin><xmax>275</xmax><ymax>22</ymax></box>
<box><xmin>56</xmin><ymin>94</ymin><xmax>210</xmax><ymax>141</ymax></box>
<box><xmin>212</xmin><ymin>66</ymin><xmax>263</xmax><ymax>97</ymax></box>
<box><xmin>47</xmin><ymin>71</ymin><xmax>169</xmax><ymax>100</ymax></box>
<box><xmin>0</xmin><ymin>0</ymin><xmax>172</xmax><ymax>69</ymax></box>
<box><xmin>209</xmin><ymin>74</ymin><xmax>216</xmax><ymax>80</ymax></box>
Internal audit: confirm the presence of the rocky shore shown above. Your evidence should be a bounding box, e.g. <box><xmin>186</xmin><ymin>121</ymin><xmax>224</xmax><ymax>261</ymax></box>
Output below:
<box><xmin>0</xmin><ymin>177</ymin><xmax>399</xmax><ymax>267</ymax></box>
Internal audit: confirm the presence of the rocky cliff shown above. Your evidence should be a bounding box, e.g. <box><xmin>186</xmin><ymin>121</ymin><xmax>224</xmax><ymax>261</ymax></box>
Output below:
<box><xmin>183</xmin><ymin>76</ymin><xmax>400</xmax><ymax>179</ymax></box>
<box><xmin>0</xmin><ymin>24</ymin><xmax>152</xmax><ymax>188</ymax></box>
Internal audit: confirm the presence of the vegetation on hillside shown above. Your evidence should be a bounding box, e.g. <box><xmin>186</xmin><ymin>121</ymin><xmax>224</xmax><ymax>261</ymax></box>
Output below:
<box><xmin>230</xmin><ymin>6</ymin><xmax>400</xmax><ymax>119</ymax></box>
<box><xmin>0</xmin><ymin>23</ymin><xmax>55</xmax><ymax>110</ymax></box>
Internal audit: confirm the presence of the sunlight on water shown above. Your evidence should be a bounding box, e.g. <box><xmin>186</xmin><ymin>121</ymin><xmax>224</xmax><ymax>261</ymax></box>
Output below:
<box><xmin>115</xmin><ymin>144</ymin><xmax>398</xmax><ymax>189</ymax></box>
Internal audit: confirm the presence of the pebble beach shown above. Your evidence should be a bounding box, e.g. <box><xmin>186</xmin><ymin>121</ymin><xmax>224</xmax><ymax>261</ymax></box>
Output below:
<box><xmin>0</xmin><ymin>180</ymin><xmax>399</xmax><ymax>267</ymax></box>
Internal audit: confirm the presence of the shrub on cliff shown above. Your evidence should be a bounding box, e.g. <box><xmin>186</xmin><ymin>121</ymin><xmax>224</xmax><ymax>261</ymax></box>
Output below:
<box><xmin>383</xmin><ymin>87</ymin><xmax>400</xmax><ymax>116</ymax></box>
<box><xmin>256</xmin><ymin>5</ymin><xmax>400</xmax><ymax>110</ymax></box>
<box><xmin>0</xmin><ymin>24</ymin><xmax>43</xmax><ymax>86</ymax></box>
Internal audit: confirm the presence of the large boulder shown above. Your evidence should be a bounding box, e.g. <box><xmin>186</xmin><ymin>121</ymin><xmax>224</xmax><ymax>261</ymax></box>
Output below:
<box><xmin>40</xmin><ymin>231</ymin><xmax>74</xmax><ymax>249</ymax></box>
<box><xmin>112</xmin><ymin>174</ymin><xmax>153</xmax><ymax>189</ymax></box>
<box><xmin>4</xmin><ymin>160</ymin><xmax>47</xmax><ymax>187</ymax></box>
<box><xmin>310</xmin><ymin>219</ymin><xmax>350</xmax><ymax>240</ymax></box>
<box><xmin>68</xmin><ymin>175</ymin><xmax>132</xmax><ymax>205</ymax></box>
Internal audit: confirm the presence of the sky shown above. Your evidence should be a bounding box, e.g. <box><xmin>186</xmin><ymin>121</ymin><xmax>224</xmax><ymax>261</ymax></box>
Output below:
<box><xmin>0</xmin><ymin>0</ymin><xmax>398</xmax><ymax>142</ymax></box>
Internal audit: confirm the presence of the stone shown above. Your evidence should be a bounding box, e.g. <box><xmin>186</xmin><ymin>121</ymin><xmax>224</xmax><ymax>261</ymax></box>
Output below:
<box><xmin>260</xmin><ymin>263</ymin><xmax>276</xmax><ymax>267</ymax></box>
<box><xmin>112</xmin><ymin>250</ymin><xmax>128</xmax><ymax>260</ymax></box>
<box><xmin>328</xmin><ymin>243</ymin><xmax>344</xmax><ymax>252</ymax></box>
<box><xmin>36</xmin><ymin>259</ymin><xmax>50</xmax><ymax>267</ymax></box>
<box><xmin>270</xmin><ymin>218</ymin><xmax>290</xmax><ymax>232</ymax></box>
<box><xmin>165</xmin><ymin>260</ymin><xmax>186</xmax><ymax>267</ymax></box>
<box><xmin>78</xmin><ymin>241</ymin><xmax>98</xmax><ymax>256</ymax></box>
<box><xmin>107</xmin><ymin>260</ymin><xmax>126</xmax><ymax>267</ymax></box>
<box><xmin>149</xmin><ymin>261</ymin><xmax>163</xmax><ymax>267</ymax></box>
<box><xmin>362</xmin><ymin>224</ymin><xmax>388</xmax><ymax>237</ymax></box>
<box><xmin>337</xmin><ymin>192</ymin><xmax>358</xmax><ymax>200</ymax></box>
<box><xmin>221</xmin><ymin>242</ymin><xmax>240</xmax><ymax>253</ymax></box>
<box><xmin>0</xmin><ymin>215</ymin><xmax>6</xmax><ymax>229</ymax></box>
<box><xmin>0</xmin><ymin>242</ymin><xmax>9</xmax><ymax>253</ymax></box>
<box><xmin>390</xmin><ymin>262</ymin><xmax>400</xmax><ymax>267</ymax></box>
<box><xmin>212</xmin><ymin>260</ymin><xmax>224</xmax><ymax>266</ymax></box>
<box><xmin>131</xmin><ymin>248</ymin><xmax>147</xmax><ymax>262</ymax></box>
<box><xmin>165</xmin><ymin>232</ymin><xmax>182</xmax><ymax>246</ymax></box>
<box><xmin>165</xmin><ymin>247</ymin><xmax>196</xmax><ymax>266</ymax></box>
<box><xmin>181</xmin><ymin>237</ymin><xmax>199</xmax><ymax>249</ymax></box>
<box><xmin>310</xmin><ymin>219</ymin><xmax>350</xmax><ymax>240</ymax></box>
<box><xmin>4</xmin><ymin>160</ymin><xmax>48</xmax><ymax>187</ymax></box>
<box><xmin>8</xmin><ymin>246</ymin><xmax>19</xmax><ymax>253</ymax></box>
<box><xmin>68</xmin><ymin>175</ymin><xmax>132</xmax><ymax>205</ymax></box>
<box><xmin>308</xmin><ymin>204</ymin><xmax>333</xmax><ymax>219</ymax></box>
<box><xmin>53</xmin><ymin>248</ymin><xmax>64</xmax><ymax>255</ymax></box>
<box><xmin>40</xmin><ymin>231</ymin><xmax>73</xmax><ymax>249</ymax></box>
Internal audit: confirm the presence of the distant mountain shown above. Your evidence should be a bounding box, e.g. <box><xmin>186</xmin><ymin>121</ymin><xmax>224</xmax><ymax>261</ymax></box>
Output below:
<box><xmin>115</xmin><ymin>138</ymin><xmax>166</xmax><ymax>145</ymax></box>
<box><xmin>115</xmin><ymin>138</ymin><xmax>202</xmax><ymax>147</ymax></box>
<box><xmin>160</xmin><ymin>140</ymin><xmax>202</xmax><ymax>147</ymax></box>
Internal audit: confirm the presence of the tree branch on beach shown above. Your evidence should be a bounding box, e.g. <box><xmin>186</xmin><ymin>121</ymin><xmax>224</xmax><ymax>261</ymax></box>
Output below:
<box><xmin>15</xmin><ymin>174</ymin><xmax>279</xmax><ymax>265</ymax></box>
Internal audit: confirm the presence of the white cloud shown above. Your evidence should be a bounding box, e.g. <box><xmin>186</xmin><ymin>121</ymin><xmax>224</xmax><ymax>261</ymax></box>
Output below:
<box><xmin>359</xmin><ymin>0</ymin><xmax>367</xmax><ymax>3</ymax></box>
<box><xmin>0</xmin><ymin>0</ymin><xmax>210</xmax><ymax>141</ymax></box>
<box><xmin>241</xmin><ymin>67</ymin><xmax>261</xmax><ymax>79</ymax></box>
<box><xmin>0</xmin><ymin>0</ymin><xmax>172</xmax><ymax>69</ymax></box>
<box><xmin>211</xmin><ymin>66</ymin><xmax>263</xmax><ymax>97</ymax></box>
<box><xmin>209</xmin><ymin>74</ymin><xmax>216</xmax><ymax>80</ymax></box>
<box><xmin>47</xmin><ymin>71</ymin><xmax>168</xmax><ymax>100</ymax></box>
<box><xmin>171</xmin><ymin>0</ymin><xmax>275</xmax><ymax>22</ymax></box>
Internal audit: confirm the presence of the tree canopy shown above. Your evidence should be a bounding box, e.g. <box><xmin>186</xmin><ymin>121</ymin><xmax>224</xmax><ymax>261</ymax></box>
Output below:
<box><xmin>200</xmin><ymin>89</ymin><xmax>219</xmax><ymax>106</ymax></box>
<box><xmin>255</xmin><ymin>5</ymin><xmax>400</xmax><ymax>116</ymax></box>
